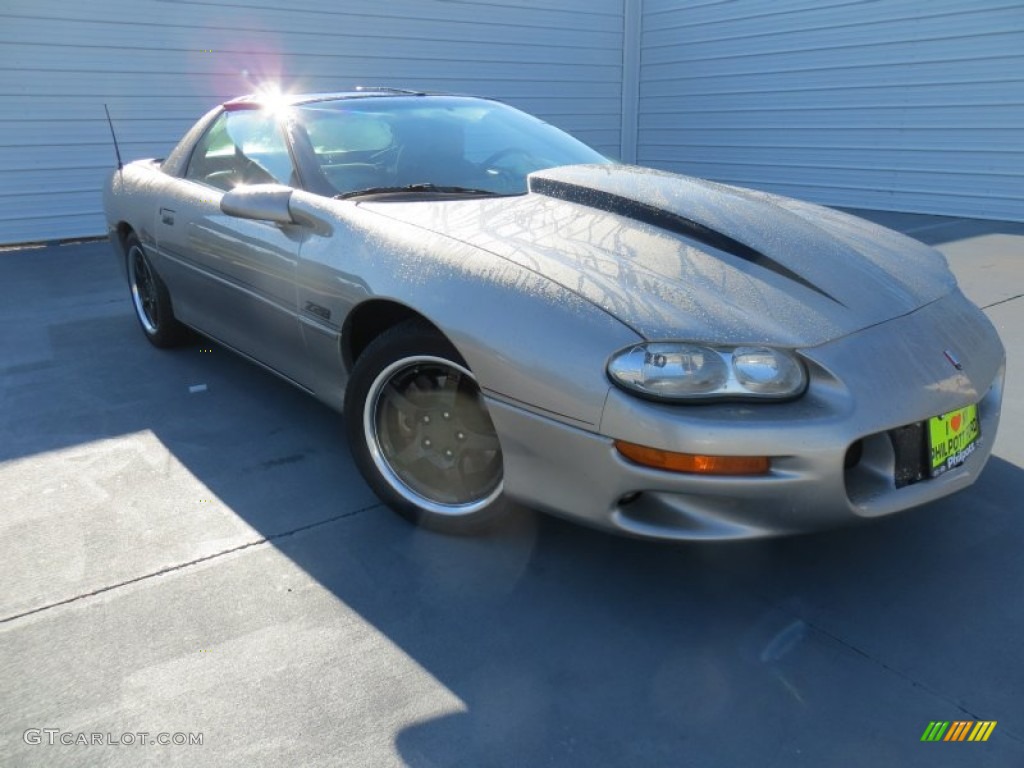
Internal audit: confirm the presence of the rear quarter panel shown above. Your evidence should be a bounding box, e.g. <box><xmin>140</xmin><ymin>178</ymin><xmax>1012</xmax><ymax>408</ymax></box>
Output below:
<box><xmin>103</xmin><ymin>160</ymin><xmax>177</xmax><ymax>275</ymax></box>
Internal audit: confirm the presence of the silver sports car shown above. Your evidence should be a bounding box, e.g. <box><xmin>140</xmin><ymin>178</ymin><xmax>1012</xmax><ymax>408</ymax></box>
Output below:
<box><xmin>103</xmin><ymin>88</ymin><xmax>1005</xmax><ymax>540</ymax></box>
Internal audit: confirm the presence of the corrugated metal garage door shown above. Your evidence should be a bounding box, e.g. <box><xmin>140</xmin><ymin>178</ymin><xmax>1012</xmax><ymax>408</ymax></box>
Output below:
<box><xmin>0</xmin><ymin>0</ymin><xmax>624</xmax><ymax>244</ymax></box>
<box><xmin>639</xmin><ymin>0</ymin><xmax>1024</xmax><ymax>222</ymax></box>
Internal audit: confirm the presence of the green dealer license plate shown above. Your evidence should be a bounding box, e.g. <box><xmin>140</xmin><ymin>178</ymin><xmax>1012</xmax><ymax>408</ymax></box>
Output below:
<box><xmin>928</xmin><ymin>404</ymin><xmax>980</xmax><ymax>478</ymax></box>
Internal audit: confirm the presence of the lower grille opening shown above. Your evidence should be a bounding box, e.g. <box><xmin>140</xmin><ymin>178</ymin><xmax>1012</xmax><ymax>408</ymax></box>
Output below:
<box><xmin>888</xmin><ymin>422</ymin><xmax>928</xmax><ymax>489</ymax></box>
<box><xmin>844</xmin><ymin>440</ymin><xmax>864</xmax><ymax>470</ymax></box>
<box><xmin>845</xmin><ymin>422</ymin><xmax>932</xmax><ymax>507</ymax></box>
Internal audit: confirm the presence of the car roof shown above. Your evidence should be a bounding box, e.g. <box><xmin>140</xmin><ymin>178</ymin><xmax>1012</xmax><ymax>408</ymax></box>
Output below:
<box><xmin>222</xmin><ymin>87</ymin><xmax>465</xmax><ymax>111</ymax></box>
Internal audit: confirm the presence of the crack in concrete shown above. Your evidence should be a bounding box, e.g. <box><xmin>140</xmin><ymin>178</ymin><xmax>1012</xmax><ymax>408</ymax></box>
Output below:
<box><xmin>0</xmin><ymin>502</ymin><xmax>381</xmax><ymax>625</ymax></box>
<box><xmin>982</xmin><ymin>293</ymin><xmax>1024</xmax><ymax>311</ymax></box>
<box><xmin>794</xmin><ymin>615</ymin><xmax>1024</xmax><ymax>745</ymax></box>
<box><xmin>900</xmin><ymin>218</ymin><xmax>970</xmax><ymax>236</ymax></box>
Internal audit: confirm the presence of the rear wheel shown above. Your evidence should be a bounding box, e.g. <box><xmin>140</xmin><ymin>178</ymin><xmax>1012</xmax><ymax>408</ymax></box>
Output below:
<box><xmin>345</xmin><ymin>320</ymin><xmax>511</xmax><ymax>533</ymax></box>
<box><xmin>125</xmin><ymin>232</ymin><xmax>186</xmax><ymax>348</ymax></box>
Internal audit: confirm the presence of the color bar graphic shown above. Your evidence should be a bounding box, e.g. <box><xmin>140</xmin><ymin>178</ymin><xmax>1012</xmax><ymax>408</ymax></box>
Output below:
<box><xmin>970</xmin><ymin>721</ymin><xmax>998</xmax><ymax>742</ymax></box>
<box><xmin>945</xmin><ymin>721</ymin><xmax>971</xmax><ymax>741</ymax></box>
<box><xmin>921</xmin><ymin>721</ymin><xmax>996</xmax><ymax>742</ymax></box>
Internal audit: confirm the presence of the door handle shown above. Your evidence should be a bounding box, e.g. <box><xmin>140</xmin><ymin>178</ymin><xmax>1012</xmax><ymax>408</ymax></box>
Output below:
<box><xmin>160</xmin><ymin>207</ymin><xmax>175</xmax><ymax>226</ymax></box>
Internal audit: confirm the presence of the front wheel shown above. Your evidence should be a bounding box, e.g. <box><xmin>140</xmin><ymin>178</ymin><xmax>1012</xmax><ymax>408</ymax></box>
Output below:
<box><xmin>345</xmin><ymin>321</ymin><xmax>512</xmax><ymax>533</ymax></box>
<box><xmin>125</xmin><ymin>232</ymin><xmax>187</xmax><ymax>348</ymax></box>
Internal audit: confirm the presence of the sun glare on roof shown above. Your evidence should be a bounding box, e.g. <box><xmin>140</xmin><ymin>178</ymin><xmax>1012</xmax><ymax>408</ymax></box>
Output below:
<box><xmin>255</xmin><ymin>83</ymin><xmax>292</xmax><ymax>117</ymax></box>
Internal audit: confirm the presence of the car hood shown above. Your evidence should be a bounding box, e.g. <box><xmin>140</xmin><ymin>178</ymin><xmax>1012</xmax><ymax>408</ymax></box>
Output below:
<box><xmin>358</xmin><ymin>164</ymin><xmax>956</xmax><ymax>347</ymax></box>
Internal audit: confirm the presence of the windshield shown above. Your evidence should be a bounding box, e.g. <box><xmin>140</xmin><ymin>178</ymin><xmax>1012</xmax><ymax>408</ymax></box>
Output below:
<box><xmin>292</xmin><ymin>96</ymin><xmax>609</xmax><ymax>197</ymax></box>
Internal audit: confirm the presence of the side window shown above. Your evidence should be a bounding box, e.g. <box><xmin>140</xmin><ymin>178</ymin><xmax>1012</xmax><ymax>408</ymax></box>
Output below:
<box><xmin>185</xmin><ymin>111</ymin><xmax>295</xmax><ymax>191</ymax></box>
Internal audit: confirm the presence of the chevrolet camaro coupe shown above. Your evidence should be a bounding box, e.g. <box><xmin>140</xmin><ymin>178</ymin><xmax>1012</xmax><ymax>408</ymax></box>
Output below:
<box><xmin>103</xmin><ymin>88</ymin><xmax>1005</xmax><ymax>539</ymax></box>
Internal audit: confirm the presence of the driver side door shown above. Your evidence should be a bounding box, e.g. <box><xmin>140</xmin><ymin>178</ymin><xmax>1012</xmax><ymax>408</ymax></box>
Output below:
<box><xmin>155</xmin><ymin>109</ymin><xmax>309</xmax><ymax>383</ymax></box>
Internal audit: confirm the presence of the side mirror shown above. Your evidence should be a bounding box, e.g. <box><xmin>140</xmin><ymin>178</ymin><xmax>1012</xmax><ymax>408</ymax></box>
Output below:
<box><xmin>220</xmin><ymin>184</ymin><xmax>295</xmax><ymax>225</ymax></box>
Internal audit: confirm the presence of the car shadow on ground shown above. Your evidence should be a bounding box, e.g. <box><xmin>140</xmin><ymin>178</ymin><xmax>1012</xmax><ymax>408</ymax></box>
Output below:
<box><xmin>905</xmin><ymin>219</ymin><xmax>1024</xmax><ymax>248</ymax></box>
<box><xmin>5</xmin><ymin>241</ymin><xmax>1023</xmax><ymax>764</ymax></box>
<box><xmin>177</xmin><ymin>337</ymin><xmax>1024</xmax><ymax>764</ymax></box>
<box><xmin>841</xmin><ymin>209</ymin><xmax>1024</xmax><ymax>248</ymax></box>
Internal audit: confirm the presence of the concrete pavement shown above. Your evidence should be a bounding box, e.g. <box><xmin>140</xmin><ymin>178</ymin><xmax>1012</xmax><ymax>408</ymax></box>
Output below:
<box><xmin>2</xmin><ymin>212</ymin><xmax>1023</xmax><ymax>766</ymax></box>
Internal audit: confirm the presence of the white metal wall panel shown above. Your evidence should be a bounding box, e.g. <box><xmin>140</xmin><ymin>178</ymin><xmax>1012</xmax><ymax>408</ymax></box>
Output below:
<box><xmin>639</xmin><ymin>0</ymin><xmax>1024</xmax><ymax>222</ymax></box>
<box><xmin>0</xmin><ymin>0</ymin><xmax>624</xmax><ymax>244</ymax></box>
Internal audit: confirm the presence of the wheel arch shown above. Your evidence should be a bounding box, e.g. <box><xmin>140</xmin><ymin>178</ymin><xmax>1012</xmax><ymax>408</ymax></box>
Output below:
<box><xmin>342</xmin><ymin>298</ymin><xmax>451</xmax><ymax>373</ymax></box>
<box><xmin>111</xmin><ymin>221</ymin><xmax>135</xmax><ymax>269</ymax></box>
<box><xmin>115</xmin><ymin>221</ymin><xmax>135</xmax><ymax>247</ymax></box>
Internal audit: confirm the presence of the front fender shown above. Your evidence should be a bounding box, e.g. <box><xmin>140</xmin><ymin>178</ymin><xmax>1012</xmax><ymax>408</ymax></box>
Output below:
<box><xmin>293</xmin><ymin>194</ymin><xmax>641</xmax><ymax>429</ymax></box>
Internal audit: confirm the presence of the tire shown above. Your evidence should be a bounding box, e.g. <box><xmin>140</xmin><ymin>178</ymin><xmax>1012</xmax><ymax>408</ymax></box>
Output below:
<box><xmin>345</xmin><ymin>320</ymin><xmax>512</xmax><ymax>533</ymax></box>
<box><xmin>125</xmin><ymin>232</ymin><xmax>187</xmax><ymax>348</ymax></box>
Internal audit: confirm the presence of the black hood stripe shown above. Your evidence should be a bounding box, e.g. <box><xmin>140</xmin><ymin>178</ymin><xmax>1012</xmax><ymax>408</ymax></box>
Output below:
<box><xmin>530</xmin><ymin>177</ymin><xmax>842</xmax><ymax>306</ymax></box>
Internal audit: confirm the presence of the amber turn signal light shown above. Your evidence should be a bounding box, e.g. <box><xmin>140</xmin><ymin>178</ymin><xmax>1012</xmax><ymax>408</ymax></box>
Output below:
<box><xmin>614</xmin><ymin>440</ymin><xmax>771</xmax><ymax>476</ymax></box>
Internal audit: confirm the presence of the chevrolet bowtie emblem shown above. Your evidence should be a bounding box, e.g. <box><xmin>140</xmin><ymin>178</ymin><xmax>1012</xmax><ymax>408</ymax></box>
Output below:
<box><xmin>944</xmin><ymin>349</ymin><xmax>963</xmax><ymax>371</ymax></box>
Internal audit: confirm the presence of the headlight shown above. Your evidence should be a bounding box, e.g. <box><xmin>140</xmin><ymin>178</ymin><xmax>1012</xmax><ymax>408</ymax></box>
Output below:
<box><xmin>607</xmin><ymin>342</ymin><xmax>806</xmax><ymax>402</ymax></box>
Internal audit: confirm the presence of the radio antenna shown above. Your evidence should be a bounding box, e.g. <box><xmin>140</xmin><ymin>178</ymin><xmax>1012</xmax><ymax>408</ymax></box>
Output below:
<box><xmin>103</xmin><ymin>104</ymin><xmax>124</xmax><ymax>171</ymax></box>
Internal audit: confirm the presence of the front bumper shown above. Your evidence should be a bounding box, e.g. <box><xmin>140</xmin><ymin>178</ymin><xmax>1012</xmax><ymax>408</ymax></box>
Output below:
<box><xmin>487</xmin><ymin>290</ymin><xmax>1005</xmax><ymax>540</ymax></box>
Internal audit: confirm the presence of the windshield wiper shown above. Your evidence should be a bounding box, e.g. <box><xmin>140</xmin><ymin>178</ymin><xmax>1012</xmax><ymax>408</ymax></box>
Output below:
<box><xmin>335</xmin><ymin>183</ymin><xmax>503</xmax><ymax>200</ymax></box>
